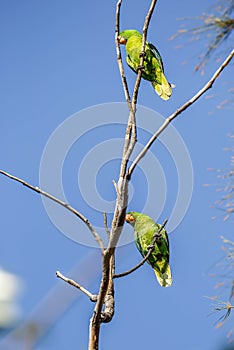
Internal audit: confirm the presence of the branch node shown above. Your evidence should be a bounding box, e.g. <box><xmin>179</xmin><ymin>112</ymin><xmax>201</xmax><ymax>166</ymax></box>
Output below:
<box><xmin>112</xmin><ymin>179</ymin><xmax>120</xmax><ymax>197</ymax></box>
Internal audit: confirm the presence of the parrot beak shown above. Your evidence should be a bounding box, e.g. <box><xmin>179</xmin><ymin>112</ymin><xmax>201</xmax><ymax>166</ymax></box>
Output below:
<box><xmin>125</xmin><ymin>214</ymin><xmax>135</xmax><ymax>224</ymax></box>
<box><xmin>118</xmin><ymin>35</ymin><xmax>127</xmax><ymax>45</ymax></box>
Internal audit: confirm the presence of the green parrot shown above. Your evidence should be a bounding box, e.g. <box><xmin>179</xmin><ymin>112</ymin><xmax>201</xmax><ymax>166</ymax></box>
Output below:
<box><xmin>118</xmin><ymin>29</ymin><xmax>172</xmax><ymax>100</ymax></box>
<box><xmin>125</xmin><ymin>212</ymin><xmax>172</xmax><ymax>287</ymax></box>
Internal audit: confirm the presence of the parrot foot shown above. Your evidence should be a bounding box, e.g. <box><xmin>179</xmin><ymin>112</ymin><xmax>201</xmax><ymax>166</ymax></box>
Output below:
<box><xmin>137</xmin><ymin>65</ymin><xmax>145</xmax><ymax>71</ymax></box>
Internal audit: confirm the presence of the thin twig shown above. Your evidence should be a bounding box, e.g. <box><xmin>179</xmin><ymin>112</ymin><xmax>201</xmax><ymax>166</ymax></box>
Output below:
<box><xmin>132</xmin><ymin>0</ymin><xmax>158</xmax><ymax>106</ymax></box>
<box><xmin>121</xmin><ymin>0</ymin><xmax>158</xmax><ymax>177</ymax></box>
<box><xmin>0</xmin><ymin>170</ymin><xmax>105</xmax><ymax>252</ymax></box>
<box><xmin>115</xmin><ymin>0</ymin><xmax>135</xmax><ymax>174</ymax></box>
<box><xmin>103</xmin><ymin>212</ymin><xmax>110</xmax><ymax>237</ymax></box>
<box><xmin>115</xmin><ymin>0</ymin><xmax>131</xmax><ymax>110</ymax></box>
<box><xmin>114</xmin><ymin>219</ymin><xmax>168</xmax><ymax>278</ymax></box>
<box><xmin>112</xmin><ymin>179</ymin><xmax>120</xmax><ymax>197</ymax></box>
<box><xmin>56</xmin><ymin>271</ymin><xmax>97</xmax><ymax>302</ymax></box>
<box><xmin>128</xmin><ymin>48</ymin><xmax>234</xmax><ymax>177</ymax></box>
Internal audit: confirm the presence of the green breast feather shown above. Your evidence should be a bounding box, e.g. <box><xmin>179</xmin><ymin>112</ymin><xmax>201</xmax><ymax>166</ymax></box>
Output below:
<box><xmin>125</xmin><ymin>212</ymin><xmax>172</xmax><ymax>287</ymax></box>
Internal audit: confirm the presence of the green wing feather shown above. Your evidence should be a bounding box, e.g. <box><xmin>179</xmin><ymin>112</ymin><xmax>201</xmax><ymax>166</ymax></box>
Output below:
<box><xmin>126</xmin><ymin>212</ymin><xmax>172</xmax><ymax>287</ymax></box>
<box><xmin>119</xmin><ymin>30</ymin><xmax>172</xmax><ymax>100</ymax></box>
<box><xmin>148</xmin><ymin>42</ymin><xmax>164</xmax><ymax>71</ymax></box>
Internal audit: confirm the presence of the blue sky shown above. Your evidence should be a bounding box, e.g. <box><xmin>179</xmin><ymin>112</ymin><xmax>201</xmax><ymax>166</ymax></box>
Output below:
<box><xmin>0</xmin><ymin>0</ymin><xmax>234</xmax><ymax>349</ymax></box>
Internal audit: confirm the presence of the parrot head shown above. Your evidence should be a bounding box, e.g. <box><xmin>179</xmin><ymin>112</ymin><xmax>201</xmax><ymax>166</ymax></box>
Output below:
<box><xmin>125</xmin><ymin>211</ymin><xmax>140</xmax><ymax>226</ymax></box>
<box><xmin>118</xmin><ymin>29</ymin><xmax>141</xmax><ymax>45</ymax></box>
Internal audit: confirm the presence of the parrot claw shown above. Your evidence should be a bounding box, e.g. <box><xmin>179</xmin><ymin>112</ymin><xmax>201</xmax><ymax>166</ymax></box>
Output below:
<box><xmin>137</xmin><ymin>65</ymin><xmax>145</xmax><ymax>71</ymax></box>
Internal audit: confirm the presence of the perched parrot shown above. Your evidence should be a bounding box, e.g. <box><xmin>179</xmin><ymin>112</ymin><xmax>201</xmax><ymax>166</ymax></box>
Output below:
<box><xmin>125</xmin><ymin>212</ymin><xmax>172</xmax><ymax>287</ymax></box>
<box><xmin>118</xmin><ymin>29</ymin><xmax>172</xmax><ymax>100</ymax></box>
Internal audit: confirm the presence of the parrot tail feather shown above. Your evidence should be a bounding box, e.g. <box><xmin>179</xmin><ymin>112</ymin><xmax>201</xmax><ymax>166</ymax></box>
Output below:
<box><xmin>152</xmin><ymin>73</ymin><xmax>172</xmax><ymax>100</ymax></box>
<box><xmin>154</xmin><ymin>265</ymin><xmax>172</xmax><ymax>287</ymax></box>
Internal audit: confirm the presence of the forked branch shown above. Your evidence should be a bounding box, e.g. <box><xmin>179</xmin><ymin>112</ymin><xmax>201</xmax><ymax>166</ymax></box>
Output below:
<box><xmin>88</xmin><ymin>1</ymin><xmax>159</xmax><ymax>349</ymax></box>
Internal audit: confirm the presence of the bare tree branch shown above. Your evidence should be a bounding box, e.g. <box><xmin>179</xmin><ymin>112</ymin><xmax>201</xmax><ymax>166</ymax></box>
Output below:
<box><xmin>132</xmin><ymin>0</ymin><xmax>158</xmax><ymax>106</ymax></box>
<box><xmin>88</xmin><ymin>2</ymin><xmax>159</xmax><ymax>348</ymax></box>
<box><xmin>115</xmin><ymin>0</ymin><xmax>135</xmax><ymax>176</ymax></box>
<box><xmin>128</xmin><ymin>48</ymin><xmax>234</xmax><ymax>177</ymax></box>
<box><xmin>103</xmin><ymin>212</ymin><xmax>110</xmax><ymax>237</ymax></box>
<box><xmin>0</xmin><ymin>170</ymin><xmax>105</xmax><ymax>252</ymax></box>
<box><xmin>112</xmin><ymin>179</ymin><xmax>120</xmax><ymax>197</ymax></box>
<box><xmin>101</xmin><ymin>284</ymin><xmax>115</xmax><ymax>323</ymax></box>
<box><xmin>100</xmin><ymin>255</ymin><xmax>115</xmax><ymax>323</ymax></box>
<box><xmin>5</xmin><ymin>1</ymin><xmax>232</xmax><ymax>349</ymax></box>
<box><xmin>119</xmin><ymin>0</ymin><xmax>158</xmax><ymax>180</ymax></box>
<box><xmin>56</xmin><ymin>271</ymin><xmax>98</xmax><ymax>302</ymax></box>
<box><xmin>115</xmin><ymin>0</ymin><xmax>131</xmax><ymax>110</ymax></box>
<box><xmin>116</xmin><ymin>0</ymin><xmax>158</xmax><ymax>177</ymax></box>
<box><xmin>113</xmin><ymin>219</ymin><xmax>168</xmax><ymax>278</ymax></box>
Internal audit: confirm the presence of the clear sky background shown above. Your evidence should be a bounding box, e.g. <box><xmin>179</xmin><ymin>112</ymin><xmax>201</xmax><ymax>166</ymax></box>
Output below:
<box><xmin>0</xmin><ymin>0</ymin><xmax>234</xmax><ymax>349</ymax></box>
